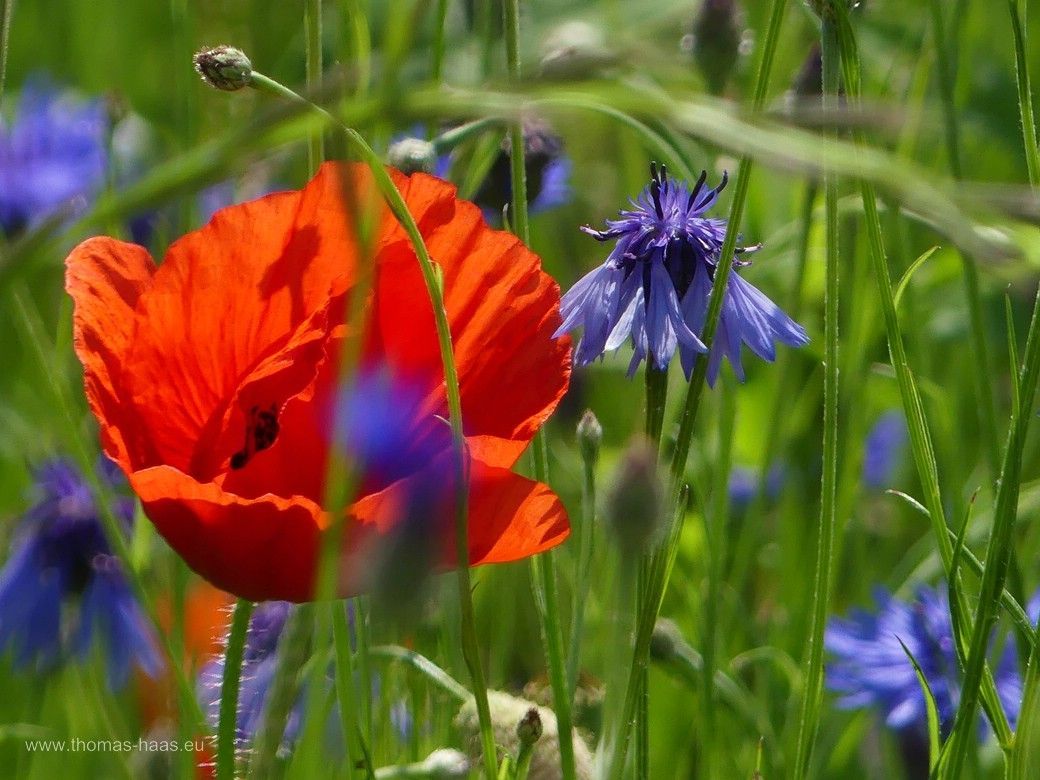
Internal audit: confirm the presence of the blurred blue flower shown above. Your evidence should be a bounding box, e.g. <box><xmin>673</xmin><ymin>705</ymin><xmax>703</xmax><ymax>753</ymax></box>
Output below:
<box><xmin>471</xmin><ymin>121</ymin><xmax>572</xmax><ymax>218</ymax></box>
<box><xmin>728</xmin><ymin>464</ymin><xmax>784</xmax><ymax>510</ymax></box>
<box><xmin>0</xmin><ymin>458</ymin><xmax>161</xmax><ymax>688</ymax></box>
<box><xmin>863</xmin><ymin>411</ymin><xmax>908</xmax><ymax>489</ymax></box>
<box><xmin>0</xmin><ymin>78</ymin><xmax>108</xmax><ymax>237</ymax></box>
<box><xmin>825</xmin><ymin>584</ymin><xmax>1023</xmax><ymax>740</ymax></box>
<box><xmin>554</xmin><ymin>164</ymin><xmax>808</xmax><ymax>384</ymax></box>
<box><xmin>198</xmin><ymin>601</ymin><xmax>411</xmax><ymax>751</ymax></box>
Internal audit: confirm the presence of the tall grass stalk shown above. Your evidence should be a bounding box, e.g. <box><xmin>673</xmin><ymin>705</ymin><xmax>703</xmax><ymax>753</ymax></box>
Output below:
<box><xmin>0</xmin><ymin>0</ymin><xmax>12</xmax><ymax>106</ymax></box>
<box><xmin>791</xmin><ymin>14</ymin><xmax>841</xmax><ymax>777</ymax></box>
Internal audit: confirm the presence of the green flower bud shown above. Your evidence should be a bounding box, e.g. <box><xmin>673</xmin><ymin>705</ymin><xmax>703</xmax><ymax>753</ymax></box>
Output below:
<box><xmin>193</xmin><ymin>46</ymin><xmax>253</xmax><ymax>91</ymax></box>
<box><xmin>576</xmin><ymin>409</ymin><xmax>602</xmax><ymax>467</ymax></box>
<box><xmin>691</xmin><ymin>0</ymin><xmax>744</xmax><ymax>96</ymax></box>
<box><xmin>387</xmin><ymin>137</ymin><xmax>438</xmax><ymax>175</ymax></box>
<box><xmin>517</xmin><ymin>707</ymin><xmax>543</xmax><ymax>748</ymax></box>
<box><xmin>604</xmin><ymin>437</ymin><xmax>667</xmax><ymax>556</ymax></box>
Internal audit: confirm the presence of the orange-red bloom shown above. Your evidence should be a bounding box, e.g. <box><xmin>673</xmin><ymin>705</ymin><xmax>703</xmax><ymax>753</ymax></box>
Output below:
<box><xmin>66</xmin><ymin>162</ymin><xmax>571</xmax><ymax>602</ymax></box>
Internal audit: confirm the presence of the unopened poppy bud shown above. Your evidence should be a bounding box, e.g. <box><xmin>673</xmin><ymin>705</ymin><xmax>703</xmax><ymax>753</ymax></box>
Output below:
<box><xmin>193</xmin><ymin>46</ymin><xmax>253</xmax><ymax>91</ymax></box>
<box><xmin>577</xmin><ymin>409</ymin><xmax>602</xmax><ymax>467</ymax></box>
<box><xmin>387</xmin><ymin>137</ymin><xmax>438</xmax><ymax>175</ymax></box>
<box><xmin>691</xmin><ymin>0</ymin><xmax>743</xmax><ymax>95</ymax></box>
<box><xmin>517</xmin><ymin>706</ymin><xmax>543</xmax><ymax>748</ymax></box>
<box><xmin>422</xmin><ymin>748</ymin><xmax>470</xmax><ymax>778</ymax></box>
<box><xmin>605</xmin><ymin>438</ymin><xmax>666</xmax><ymax>555</ymax></box>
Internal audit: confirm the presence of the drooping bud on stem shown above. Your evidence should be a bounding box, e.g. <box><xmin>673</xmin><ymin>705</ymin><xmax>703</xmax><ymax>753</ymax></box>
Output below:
<box><xmin>193</xmin><ymin>46</ymin><xmax>253</xmax><ymax>91</ymax></box>
<box><xmin>604</xmin><ymin>437</ymin><xmax>666</xmax><ymax>556</ymax></box>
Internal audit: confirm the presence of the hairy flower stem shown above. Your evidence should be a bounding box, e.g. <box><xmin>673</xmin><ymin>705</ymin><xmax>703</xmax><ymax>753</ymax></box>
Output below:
<box><xmin>792</xmin><ymin>14</ymin><xmax>840</xmax><ymax>778</ymax></box>
<box><xmin>566</xmin><ymin>432</ymin><xmax>598</xmax><ymax>696</ymax></box>
<box><xmin>216</xmin><ymin>599</ymin><xmax>254</xmax><ymax>780</ymax></box>
<box><xmin>248</xmin><ymin>70</ymin><xmax>495</xmax><ymax>777</ymax></box>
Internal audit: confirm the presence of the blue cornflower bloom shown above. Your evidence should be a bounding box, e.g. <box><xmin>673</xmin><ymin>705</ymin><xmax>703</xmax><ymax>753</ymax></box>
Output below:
<box><xmin>863</xmin><ymin>411</ymin><xmax>908</xmax><ymax>489</ymax></box>
<box><xmin>825</xmin><ymin>585</ymin><xmax>1024</xmax><ymax>739</ymax></box>
<box><xmin>0</xmin><ymin>458</ymin><xmax>161</xmax><ymax>688</ymax></box>
<box><xmin>554</xmin><ymin>164</ymin><xmax>808</xmax><ymax>385</ymax></box>
<box><xmin>0</xmin><ymin>78</ymin><xmax>108</xmax><ymax>237</ymax></box>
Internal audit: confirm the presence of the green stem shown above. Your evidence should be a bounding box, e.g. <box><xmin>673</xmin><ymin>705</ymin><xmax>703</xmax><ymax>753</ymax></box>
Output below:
<box><xmin>217</xmin><ymin>599</ymin><xmax>254</xmax><ymax>780</ymax></box>
<box><xmin>792</xmin><ymin>15</ymin><xmax>840</xmax><ymax>778</ymax></box>
<box><xmin>928</xmin><ymin>0</ymin><xmax>1001</xmax><ymax>483</ymax></box>
<box><xmin>305</xmin><ymin>0</ymin><xmax>325</xmax><ymax>170</ymax></box>
<box><xmin>431</xmin><ymin>0</ymin><xmax>449</xmax><ymax>82</ymax></box>
<box><xmin>331</xmin><ymin>602</ymin><xmax>364</xmax><ymax>774</ymax></box>
<box><xmin>1010</xmin><ymin>0</ymin><xmax>1040</xmax><ymax>187</ymax></box>
<box><xmin>0</xmin><ymin>0</ymin><xmax>14</xmax><ymax>108</ymax></box>
<box><xmin>566</xmin><ymin>431</ymin><xmax>598</xmax><ymax>695</ymax></box>
<box><xmin>502</xmin><ymin>0</ymin><xmax>529</xmax><ymax>241</ymax></box>
<box><xmin>249</xmin><ymin>69</ymin><xmax>496</xmax><ymax>778</ymax></box>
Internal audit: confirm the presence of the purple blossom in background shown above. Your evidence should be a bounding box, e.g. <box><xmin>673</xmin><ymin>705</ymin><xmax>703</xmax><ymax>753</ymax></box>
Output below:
<box><xmin>0</xmin><ymin>458</ymin><xmax>161</xmax><ymax>689</ymax></box>
<box><xmin>863</xmin><ymin>411</ymin><xmax>908</xmax><ymax>489</ymax></box>
<box><xmin>0</xmin><ymin>78</ymin><xmax>108</xmax><ymax>236</ymax></box>
<box><xmin>554</xmin><ymin>164</ymin><xmax>808</xmax><ymax>384</ymax></box>
<box><xmin>825</xmin><ymin>585</ymin><xmax>1024</xmax><ymax>741</ymax></box>
<box><xmin>728</xmin><ymin>464</ymin><xmax>785</xmax><ymax>511</ymax></box>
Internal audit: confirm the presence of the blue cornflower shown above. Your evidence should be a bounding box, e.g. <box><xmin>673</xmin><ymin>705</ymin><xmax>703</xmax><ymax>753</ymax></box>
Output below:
<box><xmin>554</xmin><ymin>164</ymin><xmax>808</xmax><ymax>385</ymax></box>
<box><xmin>863</xmin><ymin>411</ymin><xmax>908</xmax><ymax>489</ymax></box>
<box><xmin>0</xmin><ymin>78</ymin><xmax>108</xmax><ymax>237</ymax></box>
<box><xmin>0</xmin><ymin>458</ymin><xmax>161</xmax><ymax>688</ymax></box>
<box><xmin>825</xmin><ymin>585</ymin><xmax>1023</xmax><ymax>739</ymax></box>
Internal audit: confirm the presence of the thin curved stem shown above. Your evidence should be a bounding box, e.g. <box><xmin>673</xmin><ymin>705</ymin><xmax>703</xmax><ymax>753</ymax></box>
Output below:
<box><xmin>217</xmin><ymin>599</ymin><xmax>254</xmax><ymax>780</ymax></box>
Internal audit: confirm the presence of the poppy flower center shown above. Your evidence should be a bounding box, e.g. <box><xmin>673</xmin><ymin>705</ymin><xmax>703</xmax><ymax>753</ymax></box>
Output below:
<box><xmin>230</xmin><ymin>404</ymin><xmax>280</xmax><ymax>470</ymax></box>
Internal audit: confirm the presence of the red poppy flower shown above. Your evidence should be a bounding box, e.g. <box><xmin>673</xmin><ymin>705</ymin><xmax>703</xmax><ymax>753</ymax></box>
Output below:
<box><xmin>66</xmin><ymin>162</ymin><xmax>571</xmax><ymax>602</ymax></box>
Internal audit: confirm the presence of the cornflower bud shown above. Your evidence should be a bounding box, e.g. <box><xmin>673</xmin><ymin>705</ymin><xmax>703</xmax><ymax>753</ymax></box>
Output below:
<box><xmin>604</xmin><ymin>437</ymin><xmax>666</xmax><ymax>556</ymax></box>
<box><xmin>576</xmin><ymin>410</ymin><xmax>602</xmax><ymax>468</ymax></box>
<box><xmin>691</xmin><ymin>0</ymin><xmax>744</xmax><ymax>95</ymax></box>
<box><xmin>193</xmin><ymin>46</ymin><xmax>253</xmax><ymax>92</ymax></box>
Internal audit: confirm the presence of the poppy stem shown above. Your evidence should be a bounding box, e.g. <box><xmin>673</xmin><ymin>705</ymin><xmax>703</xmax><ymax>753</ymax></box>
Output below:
<box><xmin>216</xmin><ymin>598</ymin><xmax>254</xmax><ymax>780</ymax></box>
<box><xmin>247</xmin><ymin>69</ymin><xmax>497</xmax><ymax>778</ymax></box>
<box><xmin>304</xmin><ymin>0</ymin><xmax>325</xmax><ymax>172</ymax></box>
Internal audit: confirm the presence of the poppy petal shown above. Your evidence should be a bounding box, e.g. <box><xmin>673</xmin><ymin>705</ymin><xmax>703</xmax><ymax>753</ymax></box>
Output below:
<box><xmin>121</xmin><ymin>164</ymin><xmax>362</xmax><ymax>474</ymax></box>
<box><xmin>369</xmin><ymin>172</ymin><xmax>571</xmax><ymax>469</ymax></box>
<box><xmin>65</xmin><ymin>236</ymin><xmax>156</xmax><ymax>470</ymax></box>
<box><xmin>129</xmin><ymin>466</ymin><xmax>324</xmax><ymax>603</ymax></box>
